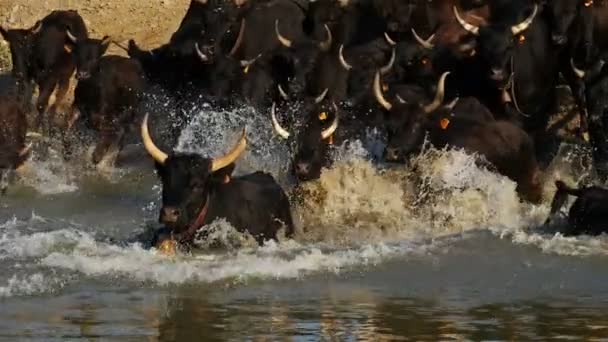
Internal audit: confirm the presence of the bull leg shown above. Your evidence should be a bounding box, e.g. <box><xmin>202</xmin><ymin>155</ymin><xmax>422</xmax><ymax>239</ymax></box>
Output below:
<box><xmin>587</xmin><ymin>103</ymin><xmax>608</xmax><ymax>182</ymax></box>
<box><xmin>62</xmin><ymin>106</ymin><xmax>81</xmax><ymax>161</ymax></box>
<box><xmin>563</xmin><ymin>68</ymin><xmax>589</xmax><ymax>141</ymax></box>
<box><xmin>35</xmin><ymin>78</ymin><xmax>57</xmax><ymax>133</ymax></box>
<box><xmin>47</xmin><ymin>76</ymin><xmax>71</xmax><ymax>135</ymax></box>
<box><xmin>92</xmin><ymin>126</ymin><xmax>124</xmax><ymax>165</ymax></box>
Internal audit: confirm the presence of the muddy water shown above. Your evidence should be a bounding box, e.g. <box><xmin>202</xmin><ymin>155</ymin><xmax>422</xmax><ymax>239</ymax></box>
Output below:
<box><xmin>1</xmin><ymin>103</ymin><xmax>608</xmax><ymax>341</ymax></box>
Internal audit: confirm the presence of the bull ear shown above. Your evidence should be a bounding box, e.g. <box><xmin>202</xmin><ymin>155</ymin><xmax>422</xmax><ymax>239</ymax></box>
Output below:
<box><xmin>100</xmin><ymin>36</ymin><xmax>112</xmax><ymax>55</ymax></box>
<box><xmin>210</xmin><ymin>163</ymin><xmax>236</xmax><ymax>184</ymax></box>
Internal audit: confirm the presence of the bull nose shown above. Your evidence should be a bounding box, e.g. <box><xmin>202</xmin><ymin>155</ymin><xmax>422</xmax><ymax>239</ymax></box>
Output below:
<box><xmin>160</xmin><ymin>207</ymin><xmax>181</xmax><ymax>224</ymax></box>
<box><xmin>295</xmin><ymin>162</ymin><xmax>311</xmax><ymax>176</ymax></box>
<box><xmin>552</xmin><ymin>34</ymin><xmax>567</xmax><ymax>46</ymax></box>
<box><xmin>490</xmin><ymin>68</ymin><xmax>506</xmax><ymax>81</ymax></box>
<box><xmin>385</xmin><ymin>147</ymin><xmax>401</xmax><ymax>162</ymax></box>
<box><xmin>76</xmin><ymin>71</ymin><xmax>91</xmax><ymax>80</ymax></box>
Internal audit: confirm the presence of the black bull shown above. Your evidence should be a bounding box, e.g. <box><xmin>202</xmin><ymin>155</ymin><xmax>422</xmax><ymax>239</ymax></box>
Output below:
<box><xmin>0</xmin><ymin>96</ymin><xmax>31</xmax><ymax>194</ymax></box>
<box><xmin>140</xmin><ymin>115</ymin><xmax>294</xmax><ymax>249</ymax></box>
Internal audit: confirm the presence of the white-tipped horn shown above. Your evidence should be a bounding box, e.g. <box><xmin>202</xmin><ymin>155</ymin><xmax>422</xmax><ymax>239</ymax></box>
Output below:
<box><xmin>18</xmin><ymin>143</ymin><xmax>32</xmax><ymax>158</ymax></box>
<box><xmin>380</xmin><ymin>48</ymin><xmax>396</xmax><ymax>75</ymax></box>
<box><xmin>240</xmin><ymin>53</ymin><xmax>261</xmax><ymax>67</ymax></box>
<box><xmin>275</xmin><ymin>20</ymin><xmax>292</xmax><ymax>48</ymax></box>
<box><xmin>141</xmin><ymin>114</ymin><xmax>168</xmax><ymax>165</ymax></box>
<box><xmin>319</xmin><ymin>24</ymin><xmax>332</xmax><ymax>51</ymax></box>
<box><xmin>321</xmin><ymin>104</ymin><xmax>339</xmax><ymax>140</ymax></box>
<box><xmin>445</xmin><ymin>97</ymin><xmax>460</xmax><ymax>110</ymax></box>
<box><xmin>278</xmin><ymin>84</ymin><xmax>288</xmax><ymax>100</ymax></box>
<box><xmin>211</xmin><ymin>129</ymin><xmax>247</xmax><ymax>172</ymax></box>
<box><xmin>315</xmin><ymin>88</ymin><xmax>329</xmax><ymax>104</ymax></box>
<box><xmin>373</xmin><ymin>71</ymin><xmax>392</xmax><ymax>111</ymax></box>
<box><xmin>338</xmin><ymin>44</ymin><xmax>353</xmax><ymax>70</ymax></box>
<box><xmin>511</xmin><ymin>4</ymin><xmax>538</xmax><ymax>36</ymax></box>
<box><xmin>423</xmin><ymin>71</ymin><xmax>450</xmax><ymax>113</ymax></box>
<box><xmin>571</xmin><ymin>58</ymin><xmax>585</xmax><ymax>79</ymax></box>
<box><xmin>411</xmin><ymin>28</ymin><xmax>435</xmax><ymax>49</ymax></box>
<box><xmin>384</xmin><ymin>32</ymin><xmax>397</xmax><ymax>46</ymax></box>
<box><xmin>271</xmin><ymin>103</ymin><xmax>290</xmax><ymax>139</ymax></box>
<box><xmin>194</xmin><ymin>42</ymin><xmax>209</xmax><ymax>62</ymax></box>
<box><xmin>229</xmin><ymin>19</ymin><xmax>246</xmax><ymax>56</ymax></box>
<box><xmin>66</xmin><ymin>29</ymin><xmax>77</xmax><ymax>43</ymax></box>
<box><xmin>396</xmin><ymin>95</ymin><xmax>407</xmax><ymax>104</ymax></box>
<box><xmin>453</xmin><ymin>6</ymin><xmax>480</xmax><ymax>35</ymax></box>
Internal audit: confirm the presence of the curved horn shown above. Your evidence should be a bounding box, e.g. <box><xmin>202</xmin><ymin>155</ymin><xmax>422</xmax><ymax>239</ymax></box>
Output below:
<box><xmin>211</xmin><ymin>129</ymin><xmax>247</xmax><ymax>172</ymax></box>
<box><xmin>411</xmin><ymin>28</ymin><xmax>435</xmax><ymax>49</ymax></box>
<box><xmin>229</xmin><ymin>19</ymin><xmax>246</xmax><ymax>56</ymax></box>
<box><xmin>338</xmin><ymin>45</ymin><xmax>353</xmax><ymax>70</ymax></box>
<box><xmin>453</xmin><ymin>6</ymin><xmax>480</xmax><ymax>35</ymax></box>
<box><xmin>141</xmin><ymin>114</ymin><xmax>168</xmax><ymax>165</ymax></box>
<box><xmin>373</xmin><ymin>71</ymin><xmax>392</xmax><ymax>111</ymax></box>
<box><xmin>423</xmin><ymin>71</ymin><xmax>450</xmax><ymax>113</ymax></box>
<box><xmin>511</xmin><ymin>4</ymin><xmax>538</xmax><ymax>36</ymax></box>
<box><xmin>380</xmin><ymin>48</ymin><xmax>396</xmax><ymax>75</ymax></box>
<box><xmin>275</xmin><ymin>20</ymin><xmax>292</xmax><ymax>48</ymax></box>
<box><xmin>240</xmin><ymin>53</ymin><xmax>261</xmax><ymax>67</ymax></box>
<box><xmin>319</xmin><ymin>24</ymin><xmax>332</xmax><ymax>51</ymax></box>
<box><xmin>315</xmin><ymin>88</ymin><xmax>329</xmax><ymax>104</ymax></box>
<box><xmin>278</xmin><ymin>84</ymin><xmax>288</xmax><ymax>100</ymax></box>
<box><xmin>571</xmin><ymin>58</ymin><xmax>585</xmax><ymax>79</ymax></box>
<box><xmin>66</xmin><ymin>29</ymin><xmax>77</xmax><ymax>43</ymax></box>
<box><xmin>396</xmin><ymin>95</ymin><xmax>407</xmax><ymax>104</ymax></box>
<box><xmin>271</xmin><ymin>103</ymin><xmax>290</xmax><ymax>139</ymax></box>
<box><xmin>321</xmin><ymin>104</ymin><xmax>339</xmax><ymax>140</ymax></box>
<box><xmin>445</xmin><ymin>97</ymin><xmax>460</xmax><ymax>110</ymax></box>
<box><xmin>31</xmin><ymin>21</ymin><xmax>42</xmax><ymax>35</ymax></box>
<box><xmin>384</xmin><ymin>32</ymin><xmax>397</xmax><ymax>46</ymax></box>
<box><xmin>194</xmin><ymin>42</ymin><xmax>209</xmax><ymax>62</ymax></box>
<box><xmin>18</xmin><ymin>143</ymin><xmax>32</xmax><ymax>158</ymax></box>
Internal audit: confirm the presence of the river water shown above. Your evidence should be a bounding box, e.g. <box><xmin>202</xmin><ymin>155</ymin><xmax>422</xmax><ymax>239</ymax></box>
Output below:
<box><xmin>1</xmin><ymin>100</ymin><xmax>608</xmax><ymax>341</ymax></box>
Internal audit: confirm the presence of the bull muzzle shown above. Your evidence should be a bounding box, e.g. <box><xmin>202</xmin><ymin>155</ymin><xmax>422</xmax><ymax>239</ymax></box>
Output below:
<box><xmin>160</xmin><ymin>206</ymin><xmax>181</xmax><ymax>225</ymax></box>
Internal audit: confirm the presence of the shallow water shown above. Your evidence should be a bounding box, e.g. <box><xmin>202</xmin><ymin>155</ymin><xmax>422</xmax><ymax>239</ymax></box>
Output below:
<box><xmin>1</xmin><ymin>103</ymin><xmax>608</xmax><ymax>341</ymax></box>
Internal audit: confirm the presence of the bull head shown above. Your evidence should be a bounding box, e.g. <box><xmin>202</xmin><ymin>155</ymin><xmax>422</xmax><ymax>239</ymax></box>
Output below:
<box><xmin>142</xmin><ymin>114</ymin><xmax>246</xmax><ymax>172</ymax></box>
<box><xmin>275</xmin><ymin>20</ymin><xmax>332</xmax><ymax>51</ymax></box>
<box><xmin>453</xmin><ymin>4</ymin><xmax>538</xmax><ymax>36</ymax></box>
<box><xmin>373</xmin><ymin>71</ymin><xmax>449</xmax><ymax>113</ymax></box>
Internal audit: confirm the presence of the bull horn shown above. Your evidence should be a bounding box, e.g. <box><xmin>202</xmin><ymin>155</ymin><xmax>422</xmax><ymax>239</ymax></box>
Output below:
<box><xmin>453</xmin><ymin>6</ymin><xmax>480</xmax><ymax>36</ymax></box>
<box><xmin>571</xmin><ymin>58</ymin><xmax>585</xmax><ymax>79</ymax></box>
<box><xmin>278</xmin><ymin>84</ymin><xmax>288</xmax><ymax>100</ymax></box>
<box><xmin>396</xmin><ymin>95</ymin><xmax>407</xmax><ymax>104</ymax></box>
<box><xmin>18</xmin><ymin>143</ymin><xmax>32</xmax><ymax>158</ymax></box>
<box><xmin>31</xmin><ymin>21</ymin><xmax>42</xmax><ymax>34</ymax></box>
<box><xmin>445</xmin><ymin>97</ymin><xmax>460</xmax><ymax>110</ymax></box>
<box><xmin>373</xmin><ymin>71</ymin><xmax>392</xmax><ymax>111</ymax></box>
<box><xmin>338</xmin><ymin>45</ymin><xmax>353</xmax><ymax>70</ymax></box>
<box><xmin>66</xmin><ymin>29</ymin><xmax>78</xmax><ymax>43</ymax></box>
<box><xmin>141</xmin><ymin>114</ymin><xmax>168</xmax><ymax>165</ymax></box>
<box><xmin>411</xmin><ymin>28</ymin><xmax>435</xmax><ymax>49</ymax></box>
<box><xmin>511</xmin><ymin>5</ymin><xmax>538</xmax><ymax>36</ymax></box>
<box><xmin>275</xmin><ymin>20</ymin><xmax>292</xmax><ymax>48</ymax></box>
<box><xmin>315</xmin><ymin>88</ymin><xmax>329</xmax><ymax>104</ymax></box>
<box><xmin>271</xmin><ymin>103</ymin><xmax>290</xmax><ymax>139</ymax></box>
<box><xmin>380</xmin><ymin>48</ymin><xmax>396</xmax><ymax>75</ymax></box>
<box><xmin>319</xmin><ymin>24</ymin><xmax>332</xmax><ymax>51</ymax></box>
<box><xmin>384</xmin><ymin>32</ymin><xmax>397</xmax><ymax>46</ymax></box>
<box><xmin>423</xmin><ymin>71</ymin><xmax>450</xmax><ymax>113</ymax></box>
<box><xmin>321</xmin><ymin>104</ymin><xmax>339</xmax><ymax>140</ymax></box>
<box><xmin>229</xmin><ymin>19</ymin><xmax>246</xmax><ymax>56</ymax></box>
<box><xmin>240</xmin><ymin>53</ymin><xmax>261</xmax><ymax>67</ymax></box>
<box><xmin>194</xmin><ymin>42</ymin><xmax>209</xmax><ymax>62</ymax></box>
<box><xmin>211</xmin><ymin>129</ymin><xmax>247</xmax><ymax>172</ymax></box>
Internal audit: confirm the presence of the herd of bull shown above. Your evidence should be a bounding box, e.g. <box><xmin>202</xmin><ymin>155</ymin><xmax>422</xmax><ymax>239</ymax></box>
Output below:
<box><xmin>1</xmin><ymin>0</ymin><xmax>608</xmax><ymax>252</ymax></box>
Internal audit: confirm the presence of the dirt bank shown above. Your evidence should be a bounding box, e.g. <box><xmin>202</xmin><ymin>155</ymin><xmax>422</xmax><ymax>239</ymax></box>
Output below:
<box><xmin>0</xmin><ymin>0</ymin><xmax>192</xmax><ymax>70</ymax></box>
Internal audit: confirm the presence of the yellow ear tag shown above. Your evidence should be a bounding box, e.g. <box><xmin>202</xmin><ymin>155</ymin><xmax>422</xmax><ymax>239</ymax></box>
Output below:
<box><xmin>440</xmin><ymin>118</ymin><xmax>450</xmax><ymax>130</ymax></box>
<box><xmin>585</xmin><ymin>0</ymin><xmax>593</xmax><ymax>7</ymax></box>
<box><xmin>243</xmin><ymin>65</ymin><xmax>250</xmax><ymax>74</ymax></box>
<box><xmin>518</xmin><ymin>35</ymin><xmax>526</xmax><ymax>45</ymax></box>
<box><xmin>382</xmin><ymin>83</ymin><xmax>389</xmax><ymax>92</ymax></box>
<box><xmin>319</xmin><ymin>111</ymin><xmax>328</xmax><ymax>120</ymax></box>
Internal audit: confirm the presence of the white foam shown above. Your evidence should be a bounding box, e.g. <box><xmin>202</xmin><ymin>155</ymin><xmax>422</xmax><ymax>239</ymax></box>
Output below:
<box><xmin>0</xmin><ymin>273</ymin><xmax>56</xmax><ymax>298</ymax></box>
